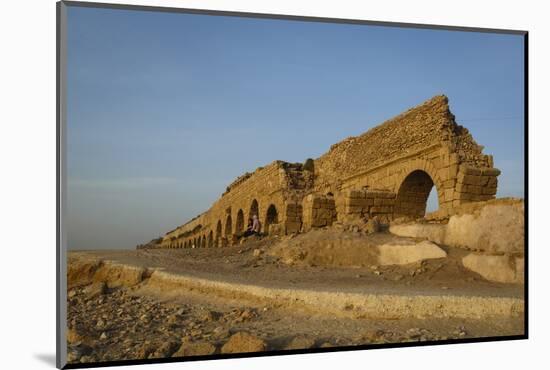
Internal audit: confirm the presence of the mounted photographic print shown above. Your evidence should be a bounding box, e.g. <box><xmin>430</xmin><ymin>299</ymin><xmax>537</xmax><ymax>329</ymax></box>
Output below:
<box><xmin>57</xmin><ymin>1</ymin><xmax>527</xmax><ymax>368</ymax></box>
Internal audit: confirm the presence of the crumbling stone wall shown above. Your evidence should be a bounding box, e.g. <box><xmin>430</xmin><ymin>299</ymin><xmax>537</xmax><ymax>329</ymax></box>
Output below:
<box><xmin>152</xmin><ymin>95</ymin><xmax>501</xmax><ymax>249</ymax></box>
<box><xmin>301</xmin><ymin>194</ymin><xmax>337</xmax><ymax>231</ymax></box>
<box><xmin>335</xmin><ymin>190</ymin><xmax>396</xmax><ymax>224</ymax></box>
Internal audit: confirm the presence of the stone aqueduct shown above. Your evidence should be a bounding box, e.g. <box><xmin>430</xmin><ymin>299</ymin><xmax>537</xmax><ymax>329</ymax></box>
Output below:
<box><xmin>157</xmin><ymin>95</ymin><xmax>501</xmax><ymax>249</ymax></box>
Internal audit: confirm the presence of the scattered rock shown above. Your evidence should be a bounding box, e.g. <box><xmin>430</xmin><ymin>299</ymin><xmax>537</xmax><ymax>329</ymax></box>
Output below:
<box><xmin>363</xmin><ymin>330</ymin><xmax>386</xmax><ymax>343</ymax></box>
<box><xmin>135</xmin><ymin>344</ymin><xmax>156</xmax><ymax>359</ymax></box>
<box><xmin>221</xmin><ymin>332</ymin><xmax>267</xmax><ymax>354</ymax></box>
<box><xmin>151</xmin><ymin>340</ymin><xmax>180</xmax><ymax>358</ymax></box>
<box><xmin>173</xmin><ymin>341</ymin><xmax>217</xmax><ymax>357</ymax></box>
<box><xmin>239</xmin><ymin>308</ymin><xmax>256</xmax><ymax>321</ymax></box>
<box><xmin>364</xmin><ymin>217</ymin><xmax>380</xmax><ymax>234</ymax></box>
<box><xmin>67</xmin><ymin>344</ymin><xmax>92</xmax><ymax>363</ymax></box>
<box><xmin>79</xmin><ymin>355</ymin><xmax>96</xmax><ymax>363</ymax></box>
<box><xmin>83</xmin><ymin>282</ymin><xmax>107</xmax><ymax>298</ymax></box>
<box><xmin>67</xmin><ymin>327</ymin><xmax>84</xmax><ymax>344</ymax></box>
<box><xmin>198</xmin><ymin>309</ymin><xmax>220</xmax><ymax>322</ymax></box>
<box><xmin>285</xmin><ymin>336</ymin><xmax>316</xmax><ymax>350</ymax></box>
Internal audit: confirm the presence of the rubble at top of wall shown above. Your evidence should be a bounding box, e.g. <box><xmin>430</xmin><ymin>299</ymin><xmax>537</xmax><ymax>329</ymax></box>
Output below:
<box><xmin>223</xmin><ymin>160</ymin><xmax>314</xmax><ymax>197</ymax></box>
<box><xmin>224</xmin><ymin>171</ymin><xmax>255</xmax><ymax>195</ymax></box>
<box><xmin>451</xmin><ymin>125</ymin><xmax>492</xmax><ymax>168</ymax></box>
<box><xmin>314</xmin><ymin>95</ymin><xmax>491</xmax><ymax>184</ymax></box>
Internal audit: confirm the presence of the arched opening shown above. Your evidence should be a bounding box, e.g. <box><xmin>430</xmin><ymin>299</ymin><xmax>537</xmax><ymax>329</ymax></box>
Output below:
<box><xmin>216</xmin><ymin>221</ymin><xmax>222</xmax><ymax>247</ymax></box>
<box><xmin>249</xmin><ymin>199</ymin><xmax>259</xmax><ymax>220</ymax></box>
<box><xmin>208</xmin><ymin>231</ymin><xmax>213</xmax><ymax>248</ymax></box>
<box><xmin>201</xmin><ymin>235</ymin><xmax>206</xmax><ymax>248</ymax></box>
<box><xmin>225</xmin><ymin>215</ymin><xmax>233</xmax><ymax>245</ymax></box>
<box><xmin>395</xmin><ymin>170</ymin><xmax>439</xmax><ymax>218</ymax></box>
<box><xmin>265</xmin><ymin>204</ymin><xmax>278</xmax><ymax>234</ymax></box>
<box><xmin>236</xmin><ymin>209</ymin><xmax>245</xmax><ymax>235</ymax></box>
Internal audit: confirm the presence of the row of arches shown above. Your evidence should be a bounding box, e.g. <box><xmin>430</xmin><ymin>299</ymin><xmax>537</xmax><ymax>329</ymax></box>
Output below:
<box><xmin>167</xmin><ymin>166</ymin><xmax>446</xmax><ymax>249</ymax></box>
<box><xmin>169</xmin><ymin>199</ymin><xmax>280</xmax><ymax>248</ymax></box>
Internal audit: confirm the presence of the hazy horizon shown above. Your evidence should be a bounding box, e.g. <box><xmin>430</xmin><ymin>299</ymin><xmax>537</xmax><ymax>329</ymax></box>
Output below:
<box><xmin>66</xmin><ymin>6</ymin><xmax>525</xmax><ymax>250</ymax></box>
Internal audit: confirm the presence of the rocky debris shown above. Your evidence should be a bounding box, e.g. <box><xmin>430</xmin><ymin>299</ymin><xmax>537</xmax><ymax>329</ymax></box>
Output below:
<box><xmin>67</xmin><ymin>344</ymin><xmax>93</xmax><ymax>363</ymax></box>
<box><xmin>361</xmin><ymin>329</ymin><xmax>387</xmax><ymax>343</ymax></box>
<box><xmin>198</xmin><ymin>309</ymin><xmax>221</xmax><ymax>322</ymax></box>
<box><xmin>253</xmin><ymin>249</ymin><xmax>263</xmax><ymax>257</ymax></box>
<box><xmin>150</xmin><ymin>340</ymin><xmax>180</xmax><ymax>358</ymax></box>
<box><xmin>134</xmin><ymin>344</ymin><xmax>156</xmax><ymax>359</ymax></box>
<box><xmin>364</xmin><ymin>217</ymin><xmax>381</xmax><ymax>234</ymax></box>
<box><xmin>221</xmin><ymin>332</ymin><xmax>267</xmax><ymax>354</ymax></box>
<box><xmin>66</xmin><ymin>277</ymin><xmax>518</xmax><ymax>364</ymax></box>
<box><xmin>173</xmin><ymin>341</ymin><xmax>217</xmax><ymax>357</ymax></box>
<box><xmin>83</xmin><ymin>282</ymin><xmax>107</xmax><ymax>298</ymax></box>
<box><xmin>284</xmin><ymin>335</ymin><xmax>316</xmax><ymax>350</ymax></box>
<box><xmin>66</xmin><ymin>248</ymin><xmax>523</xmax><ymax>364</ymax></box>
<box><xmin>66</xmin><ymin>327</ymin><xmax>84</xmax><ymax>344</ymax></box>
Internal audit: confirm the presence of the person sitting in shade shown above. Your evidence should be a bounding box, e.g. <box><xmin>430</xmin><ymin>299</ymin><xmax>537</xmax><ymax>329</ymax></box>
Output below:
<box><xmin>243</xmin><ymin>215</ymin><xmax>261</xmax><ymax>237</ymax></box>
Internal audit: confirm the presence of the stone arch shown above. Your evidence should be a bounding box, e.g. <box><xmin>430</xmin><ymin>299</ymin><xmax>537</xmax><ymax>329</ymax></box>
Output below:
<box><xmin>235</xmin><ymin>209</ymin><xmax>245</xmax><ymax>235</ymax></box>
<box><xmin>249</xmin><ymin>199</ymin><xmax>259</xmax><ymax>220</ymax></box>
<box><xmin>208</xmin><ymin>231</ymin><xmax>213</xmax><ymax>248</ymax></box>
<box><xmin>216</xmin><ymin>220</ymin><xmax>222</xmax><ymax>247</ymax></box>
<box><xmin>394</xmin><ymin>169</ymin><xmax>441</xmax><ymax>218</ymax></box>
<box><xmin>265</xmin><ymin>204</ymin><xmax>279</xmax><ymax>234</ymax></box>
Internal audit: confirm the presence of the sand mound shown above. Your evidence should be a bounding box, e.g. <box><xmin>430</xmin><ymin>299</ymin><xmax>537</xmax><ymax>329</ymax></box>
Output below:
<box><xmin>268</xmin><ymin>229</ymin><xmax>446</xmax><ymax>268</ymax></box>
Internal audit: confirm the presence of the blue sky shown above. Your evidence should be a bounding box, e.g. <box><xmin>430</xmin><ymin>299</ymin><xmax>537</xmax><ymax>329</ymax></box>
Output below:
<box><xmin>66</xmin><ymin>6</ymin><xmax>525</xmax><ymax>250</ymax></box>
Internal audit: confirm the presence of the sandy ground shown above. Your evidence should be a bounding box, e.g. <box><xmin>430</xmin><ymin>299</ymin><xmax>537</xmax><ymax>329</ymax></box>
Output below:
<box><xmin>66</xmin><ymin>232</ymin><xmax>525</xmax><ymax>365</ymax></box>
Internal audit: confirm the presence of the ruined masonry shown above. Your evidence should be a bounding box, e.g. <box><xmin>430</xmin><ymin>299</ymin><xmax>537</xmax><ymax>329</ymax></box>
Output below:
<box><xmin>157</xmin><ymin>95</ymin><xmax>500</xmax><ymax>249</ymax></box>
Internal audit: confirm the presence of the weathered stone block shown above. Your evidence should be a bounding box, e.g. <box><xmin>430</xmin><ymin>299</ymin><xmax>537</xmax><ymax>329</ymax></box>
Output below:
<box><xmin>347</xmin><ymin>198</ymin><xmax>368</xmax><ymax>207</ymax></box>
<box><xmin>481</xmin><ymin>186</ymin><xmax>497</xmax><ymax>195</ymax></box>
<box><xmin>482</xmin><ymin>168</ymin><xmax>501</xmax><ymax>177</ymax></box>
<box><xmin>377</xmin><ymin>241</ymin><xmax>447</xmax><ymax>266</ymax></box>
<box><xmin>348</xmin><ymin>190</ymin><xmax>365</xmax><ymax>199</ymax></box>
<box><xmin>370</xmin><ymin>206</ymin><xmax>391</xmax><ymax>214</ymax></box>
<box><xmin>462</xmin><ymin>254</ymin><xmax>519</xmax><ymax>284</ymax></box>
<box><xmin>346</xmin><ymin>206</ymin><xmax>363</xmax><ymax>214</ymax></box>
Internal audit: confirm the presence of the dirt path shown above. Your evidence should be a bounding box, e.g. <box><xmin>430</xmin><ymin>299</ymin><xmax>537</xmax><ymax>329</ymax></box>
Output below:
<box><xmin>75</xmin><ymin>235</ymin><xmax>523</xmax><ymax>299</ymax></box>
